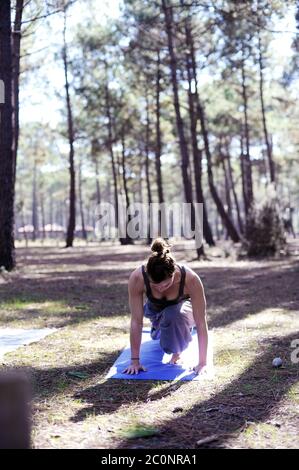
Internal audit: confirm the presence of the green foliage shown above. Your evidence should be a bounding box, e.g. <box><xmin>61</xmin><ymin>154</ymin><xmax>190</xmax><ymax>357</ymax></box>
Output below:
<box><xmin>15</xmin><ymin>0</ymin><xmax>299</xmax><ymax>244</ymax></box>
<box><xmin>119</xmin><ymin>424</ymin><xmax>160</xmax><ymax>439</ymax></box>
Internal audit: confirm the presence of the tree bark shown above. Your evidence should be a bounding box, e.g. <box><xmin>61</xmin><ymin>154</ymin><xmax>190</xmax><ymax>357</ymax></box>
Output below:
<box><xmin>12</xmin><ymin>0</ymin><xmax>24</xmax><ymax>188</ymax></box>
<box><xmin>183</xmin><ymin>6</ymin><xmax>215</xmax><ymax>250</ymax></box>
<box><xmin>63</xmin><ymin>11</ymin><xmax>76</xmax><ymax>248</ymax></box>
<box><xmin>40</xmin><ymin>190</ymin><xmax>46</xmax><ymax>241</ymax></box>
<box><xmin>78</xmin><ymin>157</ymin><xmax>87</xmax><ymax>241</ymax></box>
<box><xmin>120</xmin><ymin>128</ymin><xmax>134</xmax><ymax>244</ymax></box>
<box><xmin>32</xmin><ymin>159</ymin><xmax>38</xmax><ymax>241</ymax></box>
<box><xmin>239</xmin><ymin>135</ymin><xmax>247</xmax><ymax>220</ymax></box>
<box><xmin>95</xmin><ymin>158</ymin><xmax>101</xmax><ymax>204</ymax></box>
<box><xmin>258</xmin><ymin>31</ymin><xmax>275</xmax><ymax>184</ymax></box>
<box><xmin>19</xmin><ymin>181</ymin><xmax>28</xmax><ymax>247</ymax></box>
<box><xmin>162</xmin><ymin>0</ymin><xmax>192</xmax><ymax>202</ymax></box>
<box><xmin>179</xmin><ymin>0</ymin><xmax>239</xmax><ymax>243</ymax></box>
<box><xmin>162</xmin><ymin>0</ymin><xmax>198</xmax><ymax>250</ymax></box>
<box><xmin>197</xmin><ymin>97</ymin><xmax>240</xmax><ymax>242</ymax></box>
<box><xmin>104</xmin><ymin>71</ymin><xmax>120</xmax><ymax>242</ymax></box>
<box><xmin>154</xmin><ymin>50</ymin><xmax>164</xmax><ymax>205</ymax></box>
<box><xmin>225</xmin><ymin>140</ymin><xmax>244</xmax><ymax>234</ymax></box>
<box><xmin>221</xmin><ymin>153</ymin><xmax>232</xmax><ymax>221</ymax></box>
<box><xmin>91</xmin><ymin>139</ymin><xmax>101</xmax><ymax>205</ymax></box>
<box><xmin>144</xmin><ymin>91</ymin><xmax>152</xmax><ymax>205</ymax></box>
<box><xmin>0</xmin><ymin>0</ymin><xmax>16</xmax><ymax>270</ymax></box>
<box><xmin>145</xmin><ymin>88</ymin><xmax>153</xmax><ymax>243</ymax></box>
<box><xmin>241</xmin><ymin>46</ymin><xmax>254</xmax><ymax>215</ymax></box>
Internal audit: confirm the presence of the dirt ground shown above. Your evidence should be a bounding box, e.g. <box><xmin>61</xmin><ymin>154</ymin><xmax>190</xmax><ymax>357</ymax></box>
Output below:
<box><xmin>0</xmin><ymin>239</ymin><xmax>298</xmax><ymax>449</ymax></box>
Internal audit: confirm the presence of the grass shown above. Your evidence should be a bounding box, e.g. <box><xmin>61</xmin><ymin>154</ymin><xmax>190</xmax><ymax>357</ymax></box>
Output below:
<box><xmin>0</xmin><ymin>240</ymin><xmax>298</xmax><ymax>449</ymax></box>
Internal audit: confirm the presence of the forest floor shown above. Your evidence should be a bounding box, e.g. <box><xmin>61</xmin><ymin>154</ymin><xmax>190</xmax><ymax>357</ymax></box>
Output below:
<box><xmin>0</xmin><ymin>239</ymin><xmax>298</xmax><ymax>449</ymax></box>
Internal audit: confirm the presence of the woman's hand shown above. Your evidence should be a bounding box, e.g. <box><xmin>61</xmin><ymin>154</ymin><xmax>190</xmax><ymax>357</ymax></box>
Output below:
<box><xmin>192</xmin><ymin>363</ymin><xmax>209</xmax><ymax>376</ymax></box>
<box><xmin>122</xmin><ymin>360</ymin><xmax>147</xmax><ymax>375</ymax></box>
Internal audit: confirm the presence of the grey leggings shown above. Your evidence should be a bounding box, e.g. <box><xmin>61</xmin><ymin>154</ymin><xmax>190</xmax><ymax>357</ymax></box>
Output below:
<box><xmin>144</xmin><ymin>299</ymin><xmax>196</xmax><ymax>354</ymax></box>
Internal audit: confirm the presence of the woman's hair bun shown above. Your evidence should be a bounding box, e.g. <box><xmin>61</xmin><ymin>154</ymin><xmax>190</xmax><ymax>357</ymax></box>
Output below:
<box><xmin>151</xmin><ymin>238</ymin><xmax>171</xmax><ymax>257</ymax></box>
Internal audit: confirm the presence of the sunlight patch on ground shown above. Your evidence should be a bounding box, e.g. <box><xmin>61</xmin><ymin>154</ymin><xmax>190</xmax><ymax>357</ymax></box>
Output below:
<box><xmin>234</xmin><ymin>308</ymin><xmax>299</xmax><ymax>331</ymax></box>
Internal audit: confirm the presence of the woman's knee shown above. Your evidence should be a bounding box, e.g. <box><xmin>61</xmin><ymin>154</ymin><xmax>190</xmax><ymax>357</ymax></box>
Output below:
<box><xmin>162</xmin><ymin>303</ymin><xmax>183</xmax><ymax>321</ymax></box>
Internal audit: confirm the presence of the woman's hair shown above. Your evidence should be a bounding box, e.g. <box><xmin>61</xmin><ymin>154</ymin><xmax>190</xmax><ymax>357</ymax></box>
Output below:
<box><xmin>146</xmin><ymin>238</ymin><xmax>176</xmax><ymax>283</ymax></box>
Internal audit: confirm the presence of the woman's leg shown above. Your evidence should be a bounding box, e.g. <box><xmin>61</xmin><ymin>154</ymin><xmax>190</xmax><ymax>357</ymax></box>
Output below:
<box><xmin>143</xmin><ymin>301</ymin><xmax>163</xmax><ymax>340</ymax></box>
<box><xmin>159</xmin><ymin>300</ymin><xmax>195</xmax><ymax>355</ymax></box>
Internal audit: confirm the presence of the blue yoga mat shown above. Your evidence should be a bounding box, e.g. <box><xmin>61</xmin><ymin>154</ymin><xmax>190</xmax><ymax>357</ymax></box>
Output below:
<box><xmin>106</xmin><ymin>328</ymin><xmax>213</xmax><ymax>381</ymax></box>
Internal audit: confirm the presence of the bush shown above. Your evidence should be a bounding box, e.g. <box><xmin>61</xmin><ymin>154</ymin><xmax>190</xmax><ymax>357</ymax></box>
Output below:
<box><xmin>243</xmin><ymin>199</ymin><xmax>286</xmax><ymax>258</ymax></box>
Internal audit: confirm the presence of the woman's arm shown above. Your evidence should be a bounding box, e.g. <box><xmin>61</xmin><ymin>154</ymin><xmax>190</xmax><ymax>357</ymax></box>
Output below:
<box><xmin>122</xmin><ymin>269</ymin><xmax>147</xmax><ymax>375</ymax></box>
<box><xmin>188</xmin><ymin>272</ymin><xmax>209</xmax><ymax>374</ymax></box>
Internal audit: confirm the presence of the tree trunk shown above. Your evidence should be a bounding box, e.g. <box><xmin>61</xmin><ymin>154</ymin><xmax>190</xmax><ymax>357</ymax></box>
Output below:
<box><xmin>241</xmin><ymin>46</ymin><xmax>253</xmax><ymax>215</ymax></box>
<box><xmin>63</xmin><ymin>11</ymin><xmax>76</xmax><ymax>248</ymax></box>
<box><xmin>225</xmin><ymin>140</ymin><xmax>244</xmax><ymax>234</ymax></box>
<box><xmin>49</xmin><ymin>190</ymin><xmax>54</xmax><ymax>227</ymax></box>
<box><xmin>221</xmin><ymin>151</ymin><xmax>233</xmax><ymax>221</ymax></box>
<box><xmin>240</xmin><ymin>135</ymin><xmax>247</xmax><ymax>219</ymax></box>
<box><xmin>138</xmin><ymin>151</ymin><xmax>144</xmax><ymax>204</ymax></box>
<box><xmin>145</xmin><ymin>88</ymin><xmax>153</xmax><ymax>244</ymax></box>
<box><xmin>0</xmin><ymin>0</ymin><xmax>16</xmax><ymax>270</ymax></box>
<box><xmin>19</xmin><ymin>181</ymin><xmax>28</xmax><ymax>247</ymax></box>
<box><xmin>180</xmin><ymin>0</ymin><xmax>239</xmax><ymax>243</ymax></box>
<box><xmin>91</xmin><ymin>139</ymin><xmax>101</xmax><ymax>205</ymax></box>
<box><xmin>198</xmin><ymin>98</ymin><xmax>240</xmax><ymax>242</ymax></box>
<box><xmin>40</xmin><ymin>190</ymin><xmax>46</xmax><ymax>242</ymax></box>
<box><xmin>162</xmin><ymin>0</ymin><xmax>192</xmax><ymax>202</ymax></box>
<box><xmin>154</xmin><ymin>50</ymin><xmax>164</xmax><ymax>205</ymax></box>
<box><xmin>12</xmin><ymin>0</ymin><xmax>24</xmax><ymax>188</ymax></box>
<box><xmin>145</xmin><ymin>91</ymin><xmax>152</xmax><ymax>206</ymax></box>
<box><xmin>78</xmin><ymin>157</ymin><xmax>87</xmax><ymax>241</ymax></box>
<box><xmin>162</xmin><ymin>0</ymin><xmax>198</xmax><ymax>251</ymax></box>
<box><xmin>104</xmin><ymin>71</ymin><xmax>119</xmax><ymax>242</ymax></box>
<box><xmin>258</xmin><ymin>31</ymin><xmax>275</xmax><ymax>184</ymax></box>
<box><xmin>153</xmin><ymin>55</ymin><xmax>169</xmax><ymax>239</ymax></box>
<box><xmin>120</xmin><ymin>128</ymin><xmax>134</xmax><ymax>244</ymax></box>
<box><xmin>121</xmin><ymin>129</ymin><xmax>131</xmax><ymax>210</ymax></box>
<box><xmin>95</xmin><ymin>157</ymin><xmax>101</xmax><ymax>205</ymax></box>
<box><xmin>183</xmin><ymin>6</ymin><xmax>215</xmax><ymax>250</ymax></box>
<box><xmin>32</xmin><ymin>160</ymin><xmax>38</xmax><ymax>241</ymax></box>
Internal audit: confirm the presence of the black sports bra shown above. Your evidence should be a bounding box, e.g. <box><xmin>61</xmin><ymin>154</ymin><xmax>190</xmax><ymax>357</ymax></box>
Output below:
<box><xmin>141</xmin><ymin>263</ymin><xmax>190</xmax><ymax>310</ymax></box>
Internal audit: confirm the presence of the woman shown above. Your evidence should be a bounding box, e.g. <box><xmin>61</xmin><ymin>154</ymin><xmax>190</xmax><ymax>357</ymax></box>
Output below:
<box><xmin>123</xmin><ymin>238</ymin><xmax>209</xmax><ymax>376</ymax></box>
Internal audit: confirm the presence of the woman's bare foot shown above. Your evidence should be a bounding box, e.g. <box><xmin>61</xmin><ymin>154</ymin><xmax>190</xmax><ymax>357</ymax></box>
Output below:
<box><xmin>169</xmin><ymin>352</ymin><xmax>182</xmax><ymax>364</ymax></box>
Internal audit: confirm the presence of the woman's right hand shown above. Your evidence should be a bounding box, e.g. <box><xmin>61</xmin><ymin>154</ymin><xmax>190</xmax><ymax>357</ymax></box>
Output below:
<box><xmin>122</xmin><ymin>360</ymin><xmax>147</xmax><ymax>375</ymax></box>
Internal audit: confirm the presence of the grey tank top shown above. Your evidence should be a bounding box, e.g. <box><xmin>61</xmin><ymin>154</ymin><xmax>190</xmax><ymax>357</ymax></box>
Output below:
<box><xmin>142</xmin><ymin>263</ymin><xmax>191</xmax><ymax>312</ymax></box>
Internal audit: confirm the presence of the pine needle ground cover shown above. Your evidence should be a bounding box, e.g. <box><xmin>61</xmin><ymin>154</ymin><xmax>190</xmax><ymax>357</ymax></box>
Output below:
<box><xmin>0</xmin><ymin>241</ymin><xmax>298</xmax><ymax>449</ymax></box>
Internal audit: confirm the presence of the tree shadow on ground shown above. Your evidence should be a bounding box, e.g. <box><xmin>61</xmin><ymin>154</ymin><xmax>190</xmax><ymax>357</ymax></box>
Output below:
<box><xmin>201</xmin><ymin>260</ymin><xmax>299</xmax><ymax>329</ymax></box>
<box><xmin>15</xmin><ymin>245</ymin><xmax>148</xmax><ymax>268</ymax></box>
<box><xmin>12</xmin><ymin>351</ymin><xmax>121</xmax><ymax>401</ymax></box>
<box><xmin>1</xmin><ymin>259</ymin><xmax>297</xmax><ymax>330</ymax></box>
<box><xmin>0</xmin><ymin>279</ymin><xmax>131</xmax><ymax>327</ymax></box>
<box><xmin>70</xmin><ymin>379</ymin><xmax>188</xmax><ymax>423</ymax></box>
<box><xmin>115</xmin><ymin>332</ymin><xmax>299</xmax><ymax>449</ymax></box>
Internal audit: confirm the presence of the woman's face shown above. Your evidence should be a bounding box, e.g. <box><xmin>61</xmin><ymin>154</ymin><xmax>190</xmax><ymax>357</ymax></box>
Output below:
<box><xmin>150</xmin><ymin>273</ymin><xmax>175</xmax><ymax>293</ymax></box>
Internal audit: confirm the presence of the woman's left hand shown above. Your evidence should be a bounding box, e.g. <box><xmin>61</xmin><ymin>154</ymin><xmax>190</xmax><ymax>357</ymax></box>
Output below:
<box><xmin>192</xmin><ymin>364</ymin><xmax>209</xmax><ymax>376</ymax></box>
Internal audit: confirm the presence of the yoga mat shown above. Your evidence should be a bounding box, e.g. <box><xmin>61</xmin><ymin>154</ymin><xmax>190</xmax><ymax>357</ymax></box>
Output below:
<box><xmin>106</xmin><ymin>328</ymin><xmax>213</xmax><ymax>381</ymax></box>
<box><xmin>0</xmin><ymin>328</ymin><xmax>57</xmax><ymax>360</ymax></box>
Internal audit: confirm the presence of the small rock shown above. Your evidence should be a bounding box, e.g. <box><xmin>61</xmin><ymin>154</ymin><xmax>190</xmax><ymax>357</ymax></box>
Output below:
<box><xmin>272</xmin><ymin>357</ymin><xmax>283</xmax><ymax>368</ymax></box>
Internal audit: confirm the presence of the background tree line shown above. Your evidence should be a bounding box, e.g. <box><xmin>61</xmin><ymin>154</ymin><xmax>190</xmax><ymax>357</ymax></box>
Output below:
<box><xmin>0</xmin><ymin>0</ymin><xmax>299</xmax><ymax>269</ymax></box>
